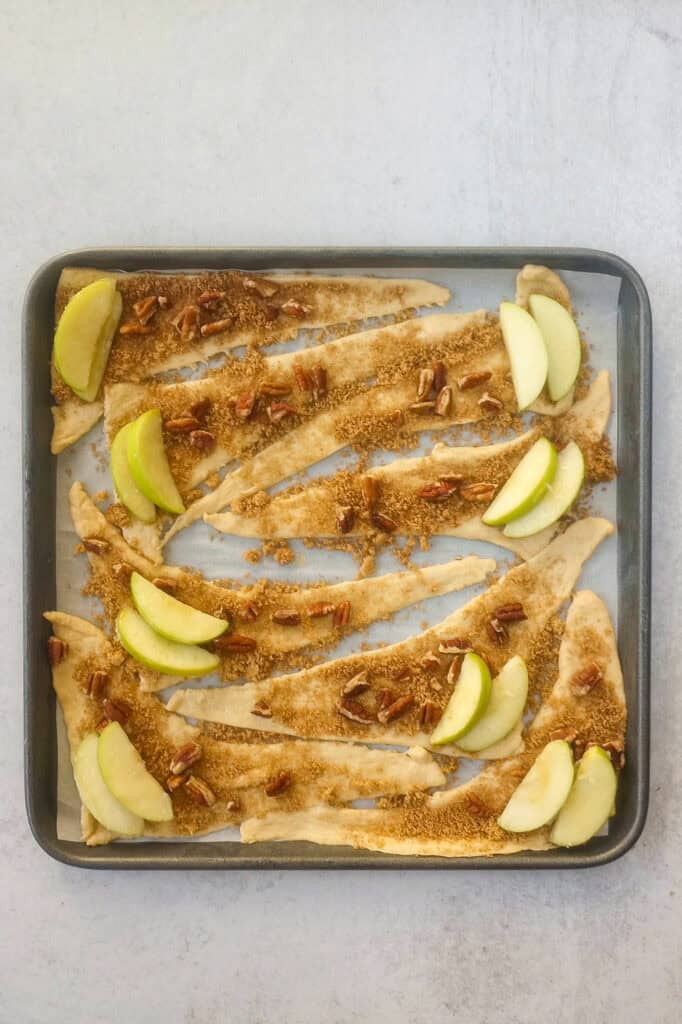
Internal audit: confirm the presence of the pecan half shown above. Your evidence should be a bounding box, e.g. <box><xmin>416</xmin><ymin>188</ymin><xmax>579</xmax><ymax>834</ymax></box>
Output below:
<box><xmin>85</xmin><ymin>669</ymin><xmax>109</xmax><ymax>698</ymax></box>
<box><xmin>432</xmin><ymin>360</ymin><xmax>448</xmax><ymax>393</ymax></box>
<box><xmin>119</xmin><ymin>322</ymin><xmax>153</xmax><ymax>336</ymax></box>
<box><xmin>280</xmin><ymin>298</ymin><xmax>312</xmax><ymax>318</ymax></box>
<box><xmin>133</xmin><ymin>296</ymin><xmax>158</xmax><ymax>325</ymax></box>
<box><xmin>185</xmin><ymin>774</ymin><xmax>216</xmax><ymax>807</ymax></box>
<box><xmin>190</xmin><ymin>429</ymin><xmax>216</xmax><ymax>451</ymax></box>
<box><xmin>336</xmin><ymin>506</ymin><xmax>355</xmax><ymax>534</ymax></box>
<box><xmin>267</xmin><ymin>401</ymin><xmax>297</xmax><ymax>423</ymax></box>
<box><xmin>417</xmin><ymin>480</ymin><xmax>459</xmax><ymax>501</ymax></box>
<box><xmin>342</xmin><ymin>671</ymin><xmax>370</xmax><ymax>698</ymax></box>
<box><xmin>152</xmin><ymin>577</ymin><xmax>178</xmax><ymax>594</ymax></box>
<box><xmin>377</xmin><ymin>693</ymin><xmax>414</xmax><ymax>724</ymax></box>
<box><xmin>435</xmin><ymin>386</ymin><xmax>453</xmax><ymax>417</ymax></box>
<box><xmin>243</xmin><ymin>276</ymin><xmax>279</xmax><ymax>299</ymax></box>
<box><xmin>478</xmin><ymin>392</ymin><xmax>503</xmax><ymax>412</ymax></box>
<box><xmin>235</xmin><ymin>390</ymin><xmax>257</xmax><ymax>420</ymax></box>
<box><xmin>312</xmin><ymin>364</ymin><xmax>328</xmax><ymax>400</ymax></box>
<box><xmin>259</xmin><ymin>380</ymin><xmax>291</xmax><ymax>398</ymax></box>
<box><xmin>214</xmin><ymin>634</ymin><xmax>257</xmax><ymax>653</ymax></box>
<box><xmin>377</xmin><ymin>687</ymin><xmax>398</xmax><ymax>711</ymax></box>
<box><xmin>189</xmin><ymin>397</ymin><xmax>212</xmax><ymax>421</ymax></box>
<box><xmin>457</xmin><ymin>370</ymin><xmax>492</xmax><ymax>390</ymax></box>
<box><xmin>416</xmin><ymin>367</ymin><xmax>435</xmax><ymax>400</ymax></box>
<box><xmin>421</xmin><ymin>652</ymin><xmax>442</xmax><ymax>674</ymax></box>
<box><xmin>166</xmin><ymin>773</ymin><xmax>188</xmax><ymax>793</ymax></box>
<box><xmin>102</xmin><ymin>697</ymin><xmax>131</xmax><ymax>725</ymax></box>
<box><xmin>172</xmin><ymin>305</ymin><xmax>201</xmax><ymax>341</ymax></box>
<box><xmin>494</xmin><ymin>602</ymin><xmax>527</xmax><ymax>622</ymax></box>
<box><xmin>371</xmin><ymin>511</ymin><xmax>398</xmax><ymax>533</ymax></box>
<box><xmin>112</xmin><ymin>561</ymin><xmax>135</xmax><ymax>582</ymax></box>
<box><xmin>272</xmin><ymin>608</ymin><xmax>301</xmax><ymax>626</ymax></box>
<box><xmin>460</xmin><ymin>482</ymin><xmax>497</xmax><ymax>502</ymax></box>
<box><xmin>570</xmin><ymin>662</ymin><xmax>603</xmax><ymax>696</ymax></box>
<box><xmin>47</xmin><ymin>635</ymin><xmax>68</xmax><ymax>666</ymax></box>
<box><xmin>265</xmin><ymin>771</ymin><xmax>292</xmax><ymax>796</ymax></box>
<box><xmin>164</xmin><ymin>416</ymin><xmax>201</xmax><ymax>433</ymax></box>
<box><xmin>197</xmin><ymin>289</ymin><xmax>226</xmax><ymax>309</ymax></box>
<box><xmin>408</xmin><ymin>400</ymin><xmax>436</xmax><ymax>415</ymax></box>
<box><xmin>337</xmin><ymin>698</ymin><xmax>375</xmax><ymax>724</ymax></box>
<box><xmin>332</xmin><ymin>601</ymin><xmax>351</xmax><ymax>628</ymax></box>
<box><xmin>252</xmin><ymin>701</ymin><xmax>272</xmax><ymax>718</ymax></box>
<box><xmin>487</xmin><ymin>617</ymin><xmax>508</xmax><ymax>645</ymax></box>
<box><xmin>83</xmin><ymin>537</ymin><xmax>110</xmax><ymax>555</ymax></box>
<box><xmin>362</xmin><ymin>476</ymin><xmax>380</xmax><ymax>511</ymax></box>
<box><xmin>419</xmin><ymin>700</ymin><xmax>442</xmax><ymax>730</ymax></box>
<box><xmin>293</xmin><ymin>362</ymin><xmax>312</xmax><ymax>392</ymax></box>
<box><xmin>169</xmin><ymin>741</ymin><xmax>202</xmax><ymax>775</ymax></box>
<box><xmin>439</xmin><ymin>637</ymin><xmax>472</xmax><ymax>654</ymax></box>
<box><xmin>307</xmin><ymin>602</ymin><xmax>336</xmax><ymax>619</ymax></box>
<box><xmin>201</xmin><ymin>318</ymin><xmax>233</xmax><ymax>337</ymax></box>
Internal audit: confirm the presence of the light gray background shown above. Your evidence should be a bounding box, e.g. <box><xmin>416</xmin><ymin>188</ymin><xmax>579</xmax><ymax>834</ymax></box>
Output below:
<box><xmin>1</xmin><ymin>1</ymin><xmax>678</xmax><ymax>1021</ymax></box>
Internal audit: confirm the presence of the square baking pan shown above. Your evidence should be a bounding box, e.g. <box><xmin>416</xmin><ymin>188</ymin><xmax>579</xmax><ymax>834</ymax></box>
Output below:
<box><xmin>23</xmin><ymin>247</ymin><xmax>651</xmax><ymax>869</ymax></box>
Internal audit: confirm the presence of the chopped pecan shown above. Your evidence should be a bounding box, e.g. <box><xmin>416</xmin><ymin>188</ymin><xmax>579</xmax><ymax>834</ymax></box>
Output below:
<box><xmin>172</xmin><ymin>305</ymin><xmax>201</xmax><ymax>341</ymax></box>
<box><xmin>189</xmin><ymin>397</ymin><xmax>212</xmax><ymax>421</ymax></box>
<box><xmin>408</xmin><ymin>400</ymin><xmax>436</xmax><ymax>415</ymax></box>
<box><xmin>112</xmin><ymin>561</ymin><xmax>135</xmax><ymax>582</ymax></box>
<box><xmin>336</xmin><ymin>506</ymin><xmax>355</xmax><ymax>534</ymax></box>
<box><xmin>293</xmin><ymin>362</ymin><xmax>312</xmax><ymax>392</ymax></box>
<box><xmin>272</xmin><ymin>608</ymin><xmax>302</xmax><ymax>626</ymax></box>
<box><xmin>341</xmin><ymin>671</ymin><xmax>370</xmax><ymax>698</ymax></box>
<box><xmin>447</xmin><ymin>654</ymin><xmax>465</xmax><ymax>684</ymax></box>
<box><xmin>197</xmin><ymin>289</ymin><xmax>226</xmax><ymax>309</ymax></box>
<box><xmin>184</xmin><ymin>774</ymin><xmax>216</xmax><ymax>807</ymax></box>
<box><xmin>102</xmin><ymin>697</ymin><xmax>131</xmax><ymax>725</ymax></box>
<box><xmin>332</xmin><ymin>601</ymin><xmax>351</xmax><ymax>628</ymax></box>
<box><xmin>439</xmin><ymin>473</ymin><xmax>464</xmax><ymax>486</ymax></box>
<box><xmin>166</xmin><ymin>773</ymin><xmax>188</xmax><ymax>793</ymax></box>
<box><xmin>280</xmin><ymin>298</ymin><xmax>312</xmax><ymax>318</ymax></box>
<box><xmin>164</xmin><ymin>416</ymin><xmax>201</xmax><ymax>433</ymax></box>
<box><xmin>570</xmin><ymin>662</ymin><xmax>603</xmax><ymax>696</ymax></box>
<box><xmin>190</xmin><ymin>429</ymin><xmax>216</xmax><ymax>451</ymax></box>
<box><xmin>119</xmin><ymin>322</ymin><xmax>153</xmax><ymax>336</ymax></box>
<box><xmin>95</xmin><ymin>717</ymin><xmax>111</xmax><ymax>734</ymax></box>
<box><xmin>439</xmin><ymin>637</ymin><xmax>472</xmax><ymax>654</ymax></box>
<box><xmin>494</xmin><ymin>602</ymin><xmax>527</xmax><ymax>622</ymax></box>
<box><xmin>478</xmin><ymin>392</ymin><xmax>503</xmax><ymax>412</ymax></box>
<box><xmin>377</xmin><ymin>693</ymin><xmax>414</xmax><ymax>724</ymax></box>
<box><xmin>465</xmin><ymin>793</ymin><xmax>488</xmax><ymax>816</ymax></box>
<box><xmin>395</xmin><ymin>666</ymin><xmax>412</xmax><ymax>682</ymax></box>
<box><xmin>432</xmin><ymin>360</ymin><xmax>448</xmax><ymax>393</ymax></box>
<box><xmin>377</xmin><ymin>687</ymin><xmax>398</xmax><ymax>711</ymax></box>
<box><xmin>362</xmin><ymin>476</ymin><xmax>380</xmax><ymax>511</ymax></box>
<box><xmin>265</xmin><ymin>771</ymin><xmax>292</xmax><ymax>796</ymax></box>
<box><xmin>487</xmin><ymin>617</ymin><xmax>508</xmax><ymax>645</ymax></box>
<box><xmin>419</xmin><ymin>700</ymin><xmax>442</xmax><ymax>730</ymax></box>
<box><xmin>457</xmin><ymin>370</ymin><xmax>492</xmax><ymax>390</ymax></box>
<box><xmin>201</xmin><ymin>318</ymin><xmax>233</xmax><ymax>337</ymax></box>
<box><xmin>85</xmin><ymin>669</ymin><xmax>109</xmax><ymax>698</ymax></box>
<box><xmin>312</xmin><ymin>364</ymin><xmax>328</xmax><ymax>400</ymax></box>
<box><xmin>596</xmin><ymin>739</ymin><xmax>625</xmax><ymax>770</ymax></box>
<box><xmin>417</xmin><ymin>480</ymin><xmax>459</xmax><ymax>501</ymax></box>
<box><xmin>235</xmin><ymin>391</ymin><xmax>257</xmax><ymax>420</ymax></box>
<box><xmin>389</xmin><ymin>409</ymin><xmax>405</xmax><ymax>427</ymax></box>
<box><xmin>371</xmin><ymin>511</ymin><xmax>398</xmax><ymax>533</ymax></box>
<box><xmin>435</xmin><ymin>385</ymin><xmax>453</xmax><ymax>417</ymax></box>
<box><xmin>421</xmin><ymin>652</ymin><xmax>442</xmax><ymax>674</ymax></box>
<box><xmin>252</xmin><ymin>701</ymin><xmax>272</xmax><ymax>718</ymax></box>
<box><xmin>243</xmin><ymin>276</ymin><xmax>279</xmax><ymax>298</ymax></box>
<box><xmin>549</xmin><ymin>727</ymin><xmax>578</xmax><ymax>745</ymax></box>
<box><xmin>225</xmin><ymin>799</ymin><xmax>241</xmax><ymax>812</ymax></box>
<box><xmin>169</xmin><ymin>741</ymin><xmax>202</xmax><ymax>775</ymax></box>
<box><xmin>152</xmin><ymin>577</ymin><xmax>178</xmax><ymax>594</ymax></box>
<box><xmin>460</xmin><ymin>482</ymin><xmax>497</xmax><ymax>502</ymax></box>
<box><xmin>338</xmin><ymin>698</ymin><xmax>375</xmax><ymax>724</ymax></box>
<box><xmin>307</xmin><ymin>602</ymin><xmax>336</xmax><ymax>619</ymax></box>
<box><xmin>214</xmin><ymin>634</ymin><xmax>257</xmax><ymax>653</ymax></box>
<box><xmin>267</xmin><ymin>401</ymin><xmax>297</xmax><ymax>423</ymax></box>
<box><xmin>157</xmin><ymin>295</ymin><xmax>169</xmax><ymax>308</ymax></box>
<box><xmin>416</xmin><ymin>367</ymin><xmax>435</xmax><ymax>400</ymax></box>
<box><xmin>240</xmin><ymin>602</ymin><xmax>260</xmax><ymax>622</ymax></box>
<box><xmin>83</xmin><ymin>537</ymin><xmax>110</xmax><ymax>555</ymax></box>
<box><xmin>47</xmin><ymin>635</ymin><xmax>68</xmax><ymax>666</ymax></box>
<box><xmin>259</xmin><ymin>380</ymin><xmax>291</xmax><ymax>398</ymax></box>
<box><xmin>133</xmin><ymin>296</ymin><xmax>158</xmax><ymax>325</ymax></box>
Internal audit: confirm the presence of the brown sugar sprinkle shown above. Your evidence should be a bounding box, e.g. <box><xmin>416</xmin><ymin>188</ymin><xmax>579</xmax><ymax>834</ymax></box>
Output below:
<box><xmin>133</xmin><ymin>296</ymin><xmax>158</xmax><ymax>324</ymax></box>
<box><xmin>273</xmin><ymin>544</ymin><xmax>295</xmax><ymax>566</ymax></box>
<box><xmin>106</xmin><ymin>504</ymin><xmax>131</xmax><ymax>529</ymax></box>
<box><xmin>265</xmin><ymin>771</ymin><xmax>292</xmax><ymax>796</ymax></box>
<box><xmin>464</xmin><ymin>793</ymin><xmax>488</xmax><ymax>817</ymax></box>
<box><xmin>47</xmin><ymin>635</ymin><xmax>68</xmax><ymax>666</ymax></box>
<box><xmin>244</xmin><ymin>548</ymin><xmax>263</xmax><ymax>564</ymax></box>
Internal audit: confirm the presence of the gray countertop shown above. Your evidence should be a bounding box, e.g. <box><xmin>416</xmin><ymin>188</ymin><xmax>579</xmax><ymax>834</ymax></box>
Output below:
<box><xmin>1</xmin><ymin>2</ymin><xmax>678</xmax><ymax>1021</ymax></box>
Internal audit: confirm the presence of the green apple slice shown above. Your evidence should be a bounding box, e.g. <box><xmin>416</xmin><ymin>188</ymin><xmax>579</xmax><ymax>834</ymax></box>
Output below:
<box><xmin>499</xmin><ymin>301</ymin><xmax>549</xmax><ymax>410</ymax></box>
<box><xmin>503</xmin><ymin>442</ymin><xmax>585</xmax><ymax>539</ymax></box>
<box><xmin>550</xmin><ymin>746</ymin><xmax>618</xmax><ymax>847</ymax></box>
<box><xmin>456</xmin><ymin>655</ymin><xmax>529</xmax><ymax>752</ymax></box>
<box><xmin>111</xmin><ymin>422</ymin><xmax>156</xmax><ymax>523</ymax></box>
<box><xmin>482</xmin><ymin>438</ymin><xmax>558</xmax><ymax>526</ymax></box>
<box><xmin>54</xmin><ymin>278</ymin><xmax>122</xmax><ymax>402</ymax></box>
<box><xmin>131</xmin><ymin>571</ymin><xmax>229</xmax><ymax>644</ymax></box>
<box><xmin>430</xmin><ymin>652</ymin><xmax>492</xmax><ymax>745</ymax></box>
<box><xmin>126</xmin><ymin>409</ymin><xmax>185</xmax><ymax>515</ymax></box>
<box><xmin>529</xmin><ymin>294</ymin><xmax>581</xmax><ymax>402</ymax></box>
<box><xmin>97</xmin><ymin>721</ymin><xmax>173</xmax><ymax>822</ymax></box>
<box><xmin>73</xmin><ymin>732</ymin><xmax>144</xmax><ymax>836</ymax></box>
<box><xmin>498</xmin><ymin>739</ymin><xmax>574</xmax><ymax>832</ymax></box>
<box><xmin>117</xmin><ymin>606</ymin><xmax>220</xmax><ymax>677</ymax></box>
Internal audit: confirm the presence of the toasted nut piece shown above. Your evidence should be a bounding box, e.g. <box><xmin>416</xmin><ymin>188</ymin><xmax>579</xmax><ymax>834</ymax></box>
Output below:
<box><xmin>408</xmin><ymin>400</ymin><xmax>436</xmax><ymax>415</ymax></box>
<box><xmin>259</xmin><ymin>380</ymin><xmax>291</xmax><ymax>398</ymax></box>
<box><xmin>235</xmin><ymin>391</ymin><xmax>257</xmax><ymax>419</ymax></box>
<box><xmin>432</xmin><ymin>360</ymin><xmax>448</xmax><ymax>393</ymax></box>
<box><xmin>337</xmin><ymin>699</ymin><xmax>375</xmax><ymax>725</ymax></box>
<box><xmin>377</xmin><ymin>693</ymin><xmax>414</xmax><ymax>724</ymax></box>
<box><xmin>157</xmin><ymin>295</ymin><xmax>169</xmax><ymax>308</ymax></box>
<box><xmin>240</xmin><ymin>602</ymin><xmax>260</xmax><ymax>622</ymax></box>
<box><xmin>119</xmin><ymin>322</ymin><xmax>153</xmax><ymax>336</ymax></box>
<box><xmin>332</xmin><ymin>601</ymin><xmax>351</xmax><ymax>628</ymax></box>
<box><xmin>336</xmin><ymin>506</ymin><xmax>355</xmax><ymax>534</ymax></box>
<box><xmin>197</xmin><ymin>289</ymin><xmax>226</xmax><ymax>308</ymax></box>
<box><xmin>272</xmin><ymin>608</ymin><xmax>302</xmax><ymax>626</ymax></box>
<box><xmin>435</xmin><ymin>385</ymin><xmax>452</xmax><ymax>417</ymax></box>
<box><xmin>447</xmin><ymin>654</ymin><xmax>465</xmax><ymax>684</ymax></box>
<box><xmin>395</xmin><ymin>666</ymin><xmax>412</xmax><ymax>682</ymax></box>
<box><xmin>417</xmin><ymin>481</ymin><xmax>459</xmax><ymax>501</ymax></box>
<box><xmin>214</xmin><ymin>634</ymin><xmax>257</xmax><ymax>653</ymax></box>
<box><xmin>594</xmin><ymin>739</ymin><xmax>625</xmax><ymax>770</ymax></box>
<box><xmin>377</xmin><ymin>687</ymin><xmax>398</xmax><ymax>711</ymax></box>
<box><xmin>570</xmin><ymin>662</ymin><xmax>603</xmax><ymax>696</ymax></box>
<box><xmin>267</xmin><ymin>401</ymin><xmax>297</xmax><ymax>423</ymax></box>
<box><xmin>416</xmin><ymin>367</ymin><xmax>435</xmax><ymax>400</ymax></box>
<box><xmin>457</xmin><ymin>370</ymin><xmax>492</xmax><ymax>390</ymax></box>
<box><xmin>465</xmin><ymin>793</ymin><xmax>488</xmax><ymax>816</ymax></box>
<box><xmin>312</xmin><ymin>364</ymin><xmax>328</xmax><ymax>400</ymax></box>
<box><xmin>293</xmin><ymin>362</ymin><xmax>313</xmax><ymax>392</ymax></box>
<box><xmin>307</xmin><ymin>602</ymin><xmax>336</xmax><ymax>619</ymax></box>
<box><xmin>478</xmin><ymin>392</ymin><xmax>503</xmax><ymax>412</ymax></box>
<box><xmin>172</xmin><ymin>305</ymin><xmax>201</xmax><ymax>341</ymax></box>
<box><xmin>372</xmin><ymin>511</ymin><xmax>398</xmax><ymax>533</ymax></box>
<box><xmin>439</xmin><ymin>473</ymin><xmax>464</xmax><ymax>486</ymax></box>
<box><xmin>83</xmin><ymin>537</ymin><xmax>110</xmax><ymax>555</ymax></box>
<box><xmin>166</xmin><ymin>773</ymin><xmax>188</xmax><ymax>793</ymax></box>
<box><xmin>188</xmin><ymin>397</ymin><xmax>212</xmax><ymax>421</ymax></box>
<box><xmin>170</xmin><ymin>741</ymin><xmax>202</xmax><ymax>775</ymax></box>
<box><xmin>225</xmin><ymin>799</ymin><xmax>241</xmax><ymax>812</ymax></box>
<box><xmin>265</xmin><ymin>771</ymin><xmax>292</xmax><ymax>796</ymax></box>
<box><xmin>572</xmin><ymin>737</ymin><xmax>587</xmax><ymax>761</ymax></box>
<box><xmin>389</xmin><ymin>409</ymin><xmax>405</xmax><ymax>427</ymax></box>
<box><xmin>102</xmin><ymin>697</ymin><xmax>132</xmax><ymax>725</ymax></box>
<box><xmin>243</xmin><ymin>276</ymin><xmax>279</xmax><ymax>298</ymax></box>
<box><xmin>421</xmin><ymin>652</ymin><xmax>442</xmax><ymax>674</ymax></box>
<box><xmin>419</xmin><ymin>700</ymin><xmax>442</xmax><ymax>730</ymax></box>
<box><xmin>201</xmin><ymin>317</ymin><xmax>234</xmax><ymax>337</ymax></box>
<box><xmin>252</xmin><ymin>701</ymin><xmax>273</xmax><ymax>718</ymax></box>
<box><xmin>362</xmin><ymin>476</ymin><xmax>380</xmax><ymax>511</ymax></box>
<box><xmin>494</xmin><ymin>602</ymin><xmax>527</xmax><ymax>622</ymax></box>
<box><xmin>460</xmin><ymin>482</ymin><xmax>497</xmax><ymax>502</ymax></box>
<box><xmin>280</xmin><ymin>298</ymin><xmax>312</xmax><ymax>318</ymax></box>
<box><xmin>95</xmin><ymin>717</ymin><xmax>111</xmax><ymax>734</ymax></box>
<box><xmin>549</xmin><ymin>727</ymin><xmax>579</xmax><ymax>744</ymax></box>
<box><xmin>152</xmin><ymin>577</ymin><xmax>178</xmax><ymax>595</ymax></box>
<box><xmin>262</xmin><ymin>303</ymin><xmax>280</xmax><ymax>322</ymax></box>
<box><xmin>133</xmin><ymin>296</ymin><xmax>158</xmax><ymax>324</ymax></box>
<box><xmin>189</xmin><ymin>429</ymin><xmax>216</xmax><ymax>451</ymax></box>
<box><xmin>185</xmin><ymin>774</ymin><xmax>216</xmax><ymax>807</ymax></box>
<box><xmin>47</xmin><ymin>635</ymin><xmax>68</xmax><ymax>666</ymax></box>
<box><xmin>164</xmin><ymin>416</ymin><xmax>202</xmax><ymax>433</ymax></box>
<box><xmin>439</xmin><ymin>637</ymin><xmax>472</xmax><ymax>654</ymax></box>
<box><xmin>85</xmin><ymin>669</ymin><xmax>109</xmax><ymax>698</ymax></box>
<box><xmin>341</xmin><ymin>671</ymin><xmax>370</xmax><ymax>698</ymax></box>
<box><xmin>487</xmin><ymin>617</ymin><xmax>508</xmax><ymax>645</ymax></box>
<box><xmin>112</xmin><ymin>561</ymin><xmax>135</xmax><ymax>582</ymax></box>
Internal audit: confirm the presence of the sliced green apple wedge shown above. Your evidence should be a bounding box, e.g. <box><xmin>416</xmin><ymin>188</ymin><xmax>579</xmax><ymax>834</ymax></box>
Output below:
<box><xmin>131</xmin><ymin>571</ymin><xmax>228</xmax><ymax>644</ymax></box>
<box><xmin>117</xmin><ymin>606</ymin><xmax>219</xmax><ymax>677</ymax></box>
<box><xmin>97</xmin><ymin>721</ymin><xmax>173</xmax><ymax>822</ymax></box>
<box><xmin>73</xmin><ymin>732</ymin><xmax>144</xmax><ymax>835</ymax></box>
<box><xmin>498</xmin><ymin>739</ymin><xmax>574</xmax><ymax>832</ymax></box>
<box><xmin>529</xmin><ymin>294</ymin><xmax>581</xmax><ymax>402</ymax></box>
<box><xmin>430</xmin><ymin>652</ymin><xmax>492</xmax><ymax>745</ymax></box>
<box><xmin>503</xmin><ymin>442</ymin><xmax>584</xmax><ymax>539</ymax></box>
<box><xmin>499</xmin><ymin>301</ymin><xmax>549</xmax><ymax>410</ymax></box>
<box><xmin>482</xmin><ymin>438</ymin><xmax>558</xmax><ymax>526</ymax></box>
<box><xmin>550</xmin><ymin>746</ymin><xmax>618</xmax><ymax>847</ymax></box>
<box><xmin>54</xmin><ymin>277</ymin><xmax>122</xmax><ymax>402</ymax></box>
<box><xmin>456</xmin><ymin>655</ymin><xmax>529</xmax><ymax>752</ymax></box>
<box><xmin>126</xmin><ymin>409</ymin><xmax>185</xmax><ymax>515</ymax></box>
<box><xmin>111</xmin><ymin>422</ymin><xmax>156</xmax><ymax>523</ymax></box>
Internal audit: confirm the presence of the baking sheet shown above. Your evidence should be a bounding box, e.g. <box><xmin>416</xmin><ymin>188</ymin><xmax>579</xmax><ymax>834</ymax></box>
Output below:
<box><xmin>54</xmin><ymin>265</ymin><xmax>620</xmax><ymax>843</ymax></box>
